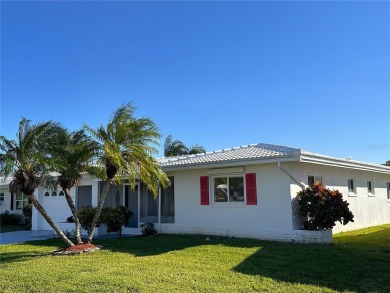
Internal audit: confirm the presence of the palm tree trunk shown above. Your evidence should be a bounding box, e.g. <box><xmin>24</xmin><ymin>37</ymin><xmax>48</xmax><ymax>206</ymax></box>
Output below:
<box><xmin>87</xmin><ymin>179</ymin><xmax>112</xmax><ymax>244</ymax></box>
<box><xmin>63</xmin><ymin>188</ymin><xmax>83</xmax><ymax>244</ymax></box>
<box><xmin>27</xmin><ymin>193</ymin><xmax>75</xmax><ymax>247</ymax></box>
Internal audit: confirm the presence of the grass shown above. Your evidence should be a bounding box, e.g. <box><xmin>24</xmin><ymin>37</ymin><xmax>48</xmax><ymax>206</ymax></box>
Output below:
<box><xmin>0</xmin><ymin>224</ymin><xmax>29</xmax><ymax>233</ymax></box>
<box><xmin>1</xmin><ymin>225</ymin><xmax>389</xmax><ymax>293</ymax></box>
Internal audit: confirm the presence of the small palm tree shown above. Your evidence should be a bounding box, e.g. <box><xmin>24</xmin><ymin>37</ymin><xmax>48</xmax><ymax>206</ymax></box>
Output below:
<box><xmin>0</xmin><ymin>118</ymin><xmax>74</xmax><ymax>247</ymax></box>
<box><xmin>85</xmin><ymin>103</ymin><xmax>170</xmax><ymax>244</ymax></box>
<box><xmin>164</xmin><ymin>135</ymin><xmax>206</xmax><ymax>157</ymax></box>
<box><xmin>163</xmin><ymin>135</ymin><xmax>188</xmax><ymax>157</ymax></box>
<box><xmin>188</xmin><ymin>144</ymin><xmax>206</xmax><ymax>155</ymax></box>
<box><xmin>53</xmin><ymin>129</ymin><xmax>100</xmax><ymax>244</ymax></box>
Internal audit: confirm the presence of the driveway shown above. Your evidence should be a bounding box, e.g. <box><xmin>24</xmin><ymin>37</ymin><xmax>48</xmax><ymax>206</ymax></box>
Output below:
<box><xmin>0</xmin><ymin>230</ymin><xmax>54</xmax><ymax>245</ymax></box>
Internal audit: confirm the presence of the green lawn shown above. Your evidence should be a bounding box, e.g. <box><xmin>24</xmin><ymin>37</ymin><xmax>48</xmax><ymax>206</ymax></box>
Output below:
<box><xmin>0</xmin><ymin>224</ymin><xmax>29</xmax><ymax>233</ymax></box>
<box><xmin>1</xmin><ymin>225</ymin><xmax>389</xmax><ymax>293</ymax></box>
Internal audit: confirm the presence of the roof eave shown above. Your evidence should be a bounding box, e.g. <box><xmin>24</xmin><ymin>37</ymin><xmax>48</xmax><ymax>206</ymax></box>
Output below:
<box><xmin>161</xmin><ymin>156</ymin><xmax>299</xmax><ymax>172</ymax></box>
<box><xmin>300</xmin><ymin>155</ymin><xmax>390</xmax><ymax>174</ymax></box>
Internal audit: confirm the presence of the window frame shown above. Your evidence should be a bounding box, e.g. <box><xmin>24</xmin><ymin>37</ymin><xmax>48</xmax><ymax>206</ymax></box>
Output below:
<box><xmin>348</xmin><ymin>178</ymin><xmax>356</xmax><ymax>196</ymax></box>
<box><xmin>15</xmin><ymin>192</ymin><xmax>28</xmax><ymax>210</ymax></box>
<box><xmin>308</xmin><ymin>175</ymin><xmax>323</xmax><ymax>186</ymax></box>
<box><xmin>387</xmin><ymin>182</ymin><xmax>390</xmax><ymax>202</ymax></box>
<box><xmin>212</xmin><ymin>175</ymin><xmax>245</xmax><ymax>205</ymax></box>
<box><xmin>0</xmin><ymin>192</ymin><xmax>4</xmax><ymax>202</ymax></box>
<box><xmin>367</xmin><ymin>180</ymin><xmax>375</xmax><ymax>197</ymax></box>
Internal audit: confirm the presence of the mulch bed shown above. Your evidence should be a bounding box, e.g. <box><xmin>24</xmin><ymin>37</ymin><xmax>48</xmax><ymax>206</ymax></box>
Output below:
<box><xmin>52</xmin><ymin>243</ymin><xmax>102</xmax><ymax>256</ymax></box>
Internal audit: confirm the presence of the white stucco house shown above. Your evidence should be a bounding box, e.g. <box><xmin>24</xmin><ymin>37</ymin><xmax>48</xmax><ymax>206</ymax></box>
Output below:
<box><xmin>1</xmin><ymin>143</ymin><xmax>390</xmax><ymax>243</ymax></box>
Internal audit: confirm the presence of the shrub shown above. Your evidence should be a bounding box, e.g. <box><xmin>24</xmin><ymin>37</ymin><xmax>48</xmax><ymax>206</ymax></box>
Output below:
<box><xmin>297</xmin><ymin>182</ymin><xmax>354</xmax><ymax>230</ymax></box>
<box><xmin>77</xmin><ymin>206</ymin><xmax>100</xmax><ymax>235</ymax></box>
<box><xmin>23</xmin><ymin>204</ymin><xmax>32</xmax><ymax>225</ymax></box>
<box><xmin>66</xmin><ymin>216</ymin><xmax>75</xmax><ymax>223</ymax></box>
<box><xmin>101</xmin><ymin>206</ymin><xmax>133</xmax><ymax>237</ymax></box>
<box><xmin>0</xmin><ymin>211</ymin><xmax>23</xmax><ymax>225</ymax></box>
<box><xmin>140</xmin><ymin>222</ymin><xmax>157</xmax><ymax>236</ymax></box>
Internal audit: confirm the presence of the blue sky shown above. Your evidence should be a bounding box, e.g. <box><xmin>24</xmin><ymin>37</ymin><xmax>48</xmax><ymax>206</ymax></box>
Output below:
<box><xmin>1</xmin><ymin>1</ymin><xmax>389</xmax><ymax>163</ymax></box>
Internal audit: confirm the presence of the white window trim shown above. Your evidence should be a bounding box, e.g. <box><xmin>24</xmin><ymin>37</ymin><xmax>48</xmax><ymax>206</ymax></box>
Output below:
<box><xmin>367</xmin><ymin>180</ymin><xmax>375</xmax><ymax>197</ymax></box>
<box><xmin>15</xmin><ymin>192</ymin><xmax>28</xmax><ymax>210</ymax></box>
<box><xmin>348</xmin><ymin>178</ymin><xmax>357</xmax><ymax>197</ymax></box>
<box><xmin>211</xmin><ymin>174</ymin><xmax>246</xmax><ymax>206</ymax></box>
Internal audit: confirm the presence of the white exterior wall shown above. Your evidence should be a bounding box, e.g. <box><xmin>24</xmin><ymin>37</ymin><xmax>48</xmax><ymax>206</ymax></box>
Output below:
<box><xmin>288</xmin><ymin>162</ymin><xmax>390</xmax><ymax>233</ymax></box>
<box><xmin>37</xmin><ymin>176</ymin><xmax>100</xmax><ymax>236</ymax></box>
<box><xmin>0</xmin><ymin>187</ymin><xmax>14</xmax><ymax>214</ymax></box>
<box><xmin>159</xmin><ymin>163</ymin><xmax>330</xmax><ymax>243</ymax></box>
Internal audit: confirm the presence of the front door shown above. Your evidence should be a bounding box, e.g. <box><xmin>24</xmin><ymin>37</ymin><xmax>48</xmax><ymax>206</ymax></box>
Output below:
<box><xmin>123</xmin><ymin>184</ymin><xmax>140</xmax><ymax>234</ymax></box>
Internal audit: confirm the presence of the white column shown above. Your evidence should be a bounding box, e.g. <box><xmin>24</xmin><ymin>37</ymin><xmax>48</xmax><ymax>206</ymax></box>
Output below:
<box><xmin>92</xmin><ymin>180</ymin><xmax>99</xmax><ymax>207</ymax></box>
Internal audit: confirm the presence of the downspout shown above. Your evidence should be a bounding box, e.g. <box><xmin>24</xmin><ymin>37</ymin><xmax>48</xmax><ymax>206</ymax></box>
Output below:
<box><xmin>277</xmin><ymin>161</ymin><xmax>305</xmax><ymax>190</ymax></box>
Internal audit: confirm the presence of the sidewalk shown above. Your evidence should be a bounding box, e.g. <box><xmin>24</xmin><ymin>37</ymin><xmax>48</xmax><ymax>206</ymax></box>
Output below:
<box><xmin>0</xmin><ymin>230</ymin><xmax>54</xmax><ymax>245</ymax></box>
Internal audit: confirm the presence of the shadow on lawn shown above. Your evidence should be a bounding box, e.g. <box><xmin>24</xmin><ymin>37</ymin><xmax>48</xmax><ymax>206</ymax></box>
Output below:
<box><xmin>97</xmin><ymin>234</ymin><xmax>261</xmax><ymax>256</ymax></box>
<box><xmin>233</xmin><ymin>229</ymin><xmax>390</xmax><ymax>293</ymax></box>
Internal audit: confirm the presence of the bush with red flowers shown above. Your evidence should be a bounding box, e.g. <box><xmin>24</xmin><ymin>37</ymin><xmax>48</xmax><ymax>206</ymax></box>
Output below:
<box><xmin>297</xmin><ymin>182</ymin><xmax>354</xmax><ymax>230</ymax></box>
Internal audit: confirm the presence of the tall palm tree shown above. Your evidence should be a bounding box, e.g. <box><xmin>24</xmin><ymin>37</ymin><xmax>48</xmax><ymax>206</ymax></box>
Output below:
<box><xmin>53</xmin><ymin>129</ymin><xmax>101</xmax><ymax>244</ymax></box>
<box><xmin>84</xmin><ymin>103</ymin><xmax>170</xmax><ymax>244</ymax></box>
<box><xmin>0</xmin><ymin>118</ymin><xmax>74</xmax><ymax>247</ymax></box>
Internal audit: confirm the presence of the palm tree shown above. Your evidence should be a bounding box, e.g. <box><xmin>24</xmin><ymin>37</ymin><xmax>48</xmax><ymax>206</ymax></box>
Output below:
<box><xmin>163</xmin><ymin>135</ymin><xmax>188</xmax><ymax>157</ymax></box>
<box><xmin>53</xmin><ymin>129</ymin><xmax>100</xmax><ymax>244</ymax></box>
<box><xmin>0</xmin><ymin>118</ymin><xmax>74</xmax><ymax>247</ymax></box>
<box><xmin>188</xmin><ymin>144</ymin><xmax>206</xmax><ymax>155</ymax></box>
<box><xmin>84</xmin><ymin>103</ymin><xmax>170</xmax><ymax>244</ymax></box>
<box><xmin>164</xmin><ymin>135</ymin><xmax>206</xmax><ymax>157</ymax></box>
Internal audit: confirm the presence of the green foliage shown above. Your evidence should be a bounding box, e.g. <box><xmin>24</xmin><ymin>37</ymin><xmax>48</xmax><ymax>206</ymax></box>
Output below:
<box><xmin>78</xmin><ymin>206</ymin><xmax>133</xmax><ymax>236</ymax></box>
<box><xmin>140</xmin><ymin>222</ymin><xmax>157</xmax><ymax>236</ymax></box>
<box><xmin>297</xmin><ymin>182</ymin><xmax>354</xmax><ymax>230</ymax></box>
<box><xmin>77</xmin><ymin>206</ymin><xmax>100</xmax><ymax>235</ymax></box>
<box><xmin>100</xmin><ymin>206</ymin><xmax>133</xmax><ymax>236</ymax></box>
<box><xmin>0</xmin><ymin>211</ymin><xmax>23</xmax><ymax>225</ymax></box>
<box><xmin>164</xmin><ymin>134</ymin><xmax>206</xmax><ymax>157</ymax></box>
<box><xmin>22</xmin><ymin>204</ymin><xmax>32</xmax><ymax>219</ymax></box>
<box><xmin>66</xmin><ymin>216</ymin><xmax>75</xmax><ymax>223</ymax></box>
<box><xmin>384</xmin><ymin>160</ymin><xmax>390</xmax><ymax>166</ymax></box>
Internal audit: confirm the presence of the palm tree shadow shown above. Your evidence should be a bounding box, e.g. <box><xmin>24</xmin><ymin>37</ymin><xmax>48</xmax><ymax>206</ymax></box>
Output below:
<box><xmin>233</xmin><ymin>229</ymin><xmax>390</xmax><ymax>293</ymax></box>
<box><xmin>98</xmin><ymin>234</ymin><xmax>260</xmax><ymax>257</ymax></box>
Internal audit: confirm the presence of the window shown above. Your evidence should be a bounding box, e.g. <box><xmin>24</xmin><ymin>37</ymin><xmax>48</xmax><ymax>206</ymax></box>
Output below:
<box><xmin>15</xmin><ymin>192</ymin><xmax>28</xmax><ymax>209</ymax></box>
<box><xmin>387</xmin><ymin>182</ymin><xmax>390</xmax><ymax>201</ymax></box>
<box><xmin>308</xmin><ymin>175</ymin><xmax>322</xmax><ymax>186</ymax></box>
<box><xmin>213</xmin><ymin>176</ymin><xmax>244</xmax><ymax>203</ymax></box>
<box><xmin>0</xmin><ymin>192</ymin><xmax>4</xmax><ymax>202</ymax></box>
<box><xmin>367</xmin><ymin>180</ymin><xmax>374</xmax><ymax>196</ymax></box>
<box><xmin>348</xmin><ymin>179</ymin><xmax>355</xmax><ymax>194</ymax></box>
<box><xmin>51</xmin><ymin>191</ymin><xmax>57</xmax><ymax>196</ymax></box>
<box><xmin>59</xmin><ymin>191</ymin><xmax>65</xmax><ymax>196</ymax></box>
<box><xmin>161</xmin><ymin>176</ymin><xmax>175</xmax><ymax>223</ymax></box>
<box><xmin>44</xmin><ymin>191</ymin><xmax>50</xmax><ymax>196</ymax></box>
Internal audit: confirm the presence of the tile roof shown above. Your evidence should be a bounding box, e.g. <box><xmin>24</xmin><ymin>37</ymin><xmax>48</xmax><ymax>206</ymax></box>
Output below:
<box><xmin>158</xmin><ymin>143</ymin><xmax>301</xmax><ymax>168</ymax></box>
<box><xmin>158</xmin><ymin>143</ymin><xmax>390</xmax><ymax>174</ymax></box>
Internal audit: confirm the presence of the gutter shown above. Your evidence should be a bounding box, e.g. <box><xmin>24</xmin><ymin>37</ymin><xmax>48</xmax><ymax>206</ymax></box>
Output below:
<box><xmin>277</xmin><ymin>161</ymin><xmax>306</xmax><ymax>190</ymax></box>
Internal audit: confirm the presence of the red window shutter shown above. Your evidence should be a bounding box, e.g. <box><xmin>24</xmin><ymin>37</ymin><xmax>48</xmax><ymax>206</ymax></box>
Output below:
<box><xmin>200</xmin><ymin>176</ymin><xmax>209</xmax><ymax>205</ymax></box>
<box><xmin>245</xmin><ymin>173</ymin><xmax>257</xmax><ymax>205</ymax></box>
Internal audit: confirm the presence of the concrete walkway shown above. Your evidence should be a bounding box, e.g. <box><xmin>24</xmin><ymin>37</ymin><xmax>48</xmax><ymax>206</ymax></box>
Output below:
<box><xmin>0</xmin><ymin>230</ymin><xmax>54</xmax><ymax>245</ymax></box>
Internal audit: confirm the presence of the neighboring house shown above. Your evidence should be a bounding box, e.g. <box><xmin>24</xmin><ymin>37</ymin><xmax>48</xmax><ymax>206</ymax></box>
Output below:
<box><xmin>1</xmin><ymin>143</ymin><xmax>389</xmax><ymax>243</ymax></box>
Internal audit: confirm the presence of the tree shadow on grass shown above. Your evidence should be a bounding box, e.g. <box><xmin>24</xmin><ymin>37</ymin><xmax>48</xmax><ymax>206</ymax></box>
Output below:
<box><xmin>233</xmin><ymin>229</ymin><xmax>390</xmax><ymax>293</ymax></box>
<box><xmin>95</xmin><ymin>234</ymin><xmax>260</xmax><ymax>257</ymax></box>
<box><xmin>0</xmin><ymin>239</ymin><xmax>62</xmax><ymax>263</ymax></box>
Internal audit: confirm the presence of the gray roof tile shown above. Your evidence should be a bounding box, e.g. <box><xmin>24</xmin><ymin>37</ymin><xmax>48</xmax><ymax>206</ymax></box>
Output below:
<box><xmin>158</xmin><ymin>143</ymin><xmax>300</xmax><ymax>168</ymax></box>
